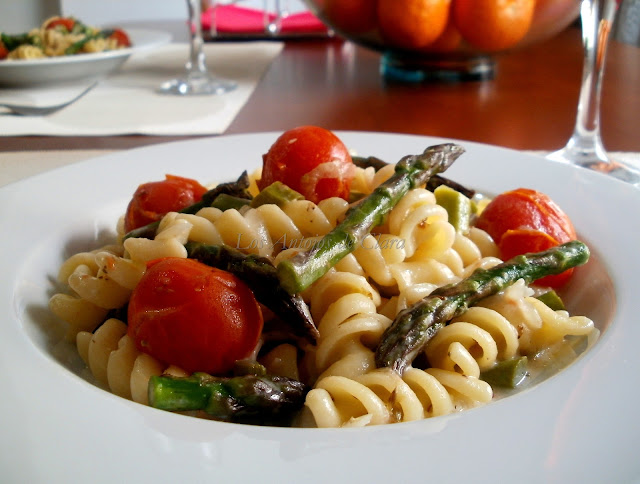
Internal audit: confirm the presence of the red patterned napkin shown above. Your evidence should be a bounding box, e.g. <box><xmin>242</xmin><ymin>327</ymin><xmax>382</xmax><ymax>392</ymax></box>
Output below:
<box><xmin>201</xmin><ymin>4</ymin><xmax>328</xmax><ymax>34</ymax></box>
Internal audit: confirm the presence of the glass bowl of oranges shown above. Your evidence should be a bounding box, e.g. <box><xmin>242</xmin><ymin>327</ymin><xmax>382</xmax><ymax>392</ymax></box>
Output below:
<box><xmin>302</xmin><ymin>0</ymin><xmax>580</xmax><ymax>81</ymax></box>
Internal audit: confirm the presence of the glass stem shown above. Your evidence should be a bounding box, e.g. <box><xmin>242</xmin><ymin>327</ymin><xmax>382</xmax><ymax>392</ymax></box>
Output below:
<box><xmin>265</xmin><ymin>0</ymin><xmax>287</xmax><ymax>36</ymax></box>
<box><xmin>186</xmin><ymin>0</ymin><xmax>209</xmax><ymax>77</ymax></box>
<box><xmin>209</xmin><ymin>0</ymin><xmax>218</xmax><ymax>38</ymax></box>
<box><xmin>569</xmin><ymin>0</ymin><xmax>617</xmax><ymax>161</ymax></box>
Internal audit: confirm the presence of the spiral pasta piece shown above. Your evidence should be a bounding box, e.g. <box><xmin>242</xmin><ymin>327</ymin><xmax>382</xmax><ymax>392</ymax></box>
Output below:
<box><xmin>310</xmin><ymin>271</ymin><xmax>390</xmax><ymax>380</ymax></box>
<box><xmin>300</xmin><ymin>267</ymin><xmax>393</xmax><ymax>426</ymax></box>
<box><xmin>425</xmin><ymin>305</ymin><xmax>522</xmax><ymax>379</ymax></box>
<box><xmin>76</xmin><ymin>318</ymin><xmax>188</xmax><ymax>404</ymax></box>
<box><xmin>7</xmin><ymin>44</ymin><xmax>45</xmax><ymax>59</ymax></box>
<box><xmin>306</xmin><ymin>375</ymin><xmax>391</xmax><ymax>427</ymax></box>
<box><xmin>424</xmin><ymin>368</ymin><xmax>493</xmax><ymax>407</ymax></box>
<box><xmin>385</xmin><ymin>189</ymin><xmax>447</xmax><ymax>256</ymax></box>
<box><xmin>426</xmin><ymin>323</ymin><xmax>499</xmax><ymax>376</ymax></box>
<box><xmin>351</xmin><ymin>233</ymin><xmax>407</xmax><ymax>287</ymax></box>
<box><xmin>402</xmin><ymin>367</ymin><xmax>455</xmax><ymax>418</ymax></box>
<box><xmin>277</xmin><ymin>201</ymin><xmax>327</xmax><ymax>238</ymax></box>
<box><xmin>349</xmin><ymin>163</ymin><xmax>396</xmax><ymax>196</ymax></box>
<box><xmin>523</xmin><ymin>297</ymin><xmax>596</xmax><ymax>354</ymax></box>
<box><xmin>49</xmin><ymin>246</ymin><xmax>145</xmax><ymax>337</ymax></box>
<box><xmin>450</xmin><ymin>306</ymin><xmax>520</xmax><ymax>361</ymax></box>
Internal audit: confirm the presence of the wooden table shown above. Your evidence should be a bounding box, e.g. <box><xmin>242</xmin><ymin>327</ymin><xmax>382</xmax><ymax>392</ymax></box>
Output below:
<box><xmin>2</xmin><ymin>25</ymin><xmax>639</xmax><ymax>153</ymax></box>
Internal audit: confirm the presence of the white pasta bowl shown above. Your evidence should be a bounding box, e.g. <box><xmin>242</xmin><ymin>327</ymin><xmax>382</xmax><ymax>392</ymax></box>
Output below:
<box><xmin>0</xmin><ymin>28</ymin><xmax>171</xmax><ymax>87</ymax></box>
<box><xmin>1</xmin><ymin>132</ymin><xmax>636</xmax><ymax>483</ymax></box>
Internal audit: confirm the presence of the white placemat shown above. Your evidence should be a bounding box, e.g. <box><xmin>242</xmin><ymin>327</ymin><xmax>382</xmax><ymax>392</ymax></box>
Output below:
<box><xmin>0</xmin><ymin>42</ymin><xmax>283</xmax><ymax>136</ymax></box>
<box><xmin>1</xmin><ymin>149</ymin><xmax>639</xmax><ymax>188</ymax></box>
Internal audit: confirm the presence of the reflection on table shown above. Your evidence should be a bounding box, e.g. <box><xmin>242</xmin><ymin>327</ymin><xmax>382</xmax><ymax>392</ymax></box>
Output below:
<box><xmin>1</xmin><ymin>22</ymin><xmax>639</xmax><ymax>153</ymax></box>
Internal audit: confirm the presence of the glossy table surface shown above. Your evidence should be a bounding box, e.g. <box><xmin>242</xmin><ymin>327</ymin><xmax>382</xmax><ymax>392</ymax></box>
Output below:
<box><xmin>2</xmin><ymin>25</ymin><xmax>639</xmax><ymax>153</ymax></box>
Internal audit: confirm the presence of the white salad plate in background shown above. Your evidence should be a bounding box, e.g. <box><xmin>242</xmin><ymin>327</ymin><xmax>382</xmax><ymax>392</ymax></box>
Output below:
<box><xmin>0</xmin><ymin>28</ymin><xmax>171</xmax><ymax>86</ymax></box>
<box><xmin>0</xmin><ymin>132</ymin><xmax>637</xmax><ymax>483</ymax></box>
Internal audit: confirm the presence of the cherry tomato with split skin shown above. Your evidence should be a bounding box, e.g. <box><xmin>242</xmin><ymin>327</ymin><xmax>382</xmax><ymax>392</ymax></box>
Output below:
<box><xmin>128</xmin><ymin>257</ymin><xmax>264</xmax><ymax>375</ymax></box>
<box><xmin>46</xmin><ymin>17</ymin><xmax>76</xmax><ymax>31</ymax></box>
<box><xmin>258</xmin><ymin>126</ymin><xmax>356</xmax><ymax>204</ymax></box>
<box><xmin>123</xmin><ymin>174</ymin><xmax>208</xmax><ymax>232</ymax></box>
<box><xmin>109</xmin><ymin>28</ymin><xmax>131</xmax><ymax>47</ymax></box>
<box><xmin>475</xmin><ymin>188</ymin><xmax>577</xmax><ymax>287</ymax></box>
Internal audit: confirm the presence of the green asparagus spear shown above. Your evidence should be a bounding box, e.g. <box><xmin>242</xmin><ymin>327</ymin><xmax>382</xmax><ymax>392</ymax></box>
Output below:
<box><xmin>209</xmin><ymin>193</ymin><xmax>252</xmax><ymax>211</ymax></box>
<box><xmin>351</xmin><ymin>155</ymin><xmax>389</xmax><ymax>171</ymax></box>
<box><xmin>149</xmin><ymin>372</ymin><xmax>308</xmax><ymax>426</ymax></box>
<box><xmin>535</xmin><ymin>289</ymin><xmax>565</xmax><ymax>311</ymax></box>
<box><xmin>276</xmin><ymin>143</ymin><xmax>465</xmax><ymax>294</ymax></box>
<box><xmin>375</xmin><ymin>241</ymin><xmax>590</xmax><ymax>374</ymax></box>
<box><xmin>199</xmin><ymin>171</ymin><xmax>253</xmax><ymax>207</ymax></box>
<box><xmin>480</xmin><ymin>356</ymin><xmax>528</xmax><ymax>388</ymax></box>
<box><xmin>233</xmin><ymin>359</ymin><xmax>268</xmax><ymax>377</ymax></box>
<box><xmin>70</xmin><ymin>20</ymin><xmax>92</xmax><ymax>35</ymax></box>
<box><xmin>352</xmin><ymin>154</ymin><xmax>476</xmax><ymax>199</ymax></box>
<box><xmin>123</xmin><ymin>171</ymin><xmax>252</xmax><ymax>240</ymax></box>
<box><xmin>64</xmin><ymin>27</ymin><xmax>119</xmax><ymax>55</ymax></box>
<box><xmin>185</xmin><ymin>242</ymin><xmax>319</xmax><ymax>342</ymax></box>
<box><xmin>249</xmin><ymin>181</ymin><xmax>304</xmax><ymax>208</ymax></box>
<box><xmin>64</xmin><ymin>35</ymin><xmax>96</xmax><ymax>55</ymax></box>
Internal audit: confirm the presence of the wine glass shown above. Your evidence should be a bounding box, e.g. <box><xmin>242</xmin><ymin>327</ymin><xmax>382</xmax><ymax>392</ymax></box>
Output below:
<box><xmin>547</xmin><ymin>0</ymin><xmax>640</xmax><ymax>185</ymax></box>
<box><xmin>159</xmin><ymin>0</ymin><xmax>237</xmax><ymax>95</ymax></box>
<box><xmin>263</xmin><ymin>0</ymin><xmax>289</xmax><ymax>36</ymax></box>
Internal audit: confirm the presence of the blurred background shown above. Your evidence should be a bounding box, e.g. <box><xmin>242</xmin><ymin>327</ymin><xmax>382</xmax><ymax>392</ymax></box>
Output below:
<box><xmin>0</xmin><ymin>0</ymin><xmax>309</xmax><ymax>31</ymax></box>
<box><xmin>1</xmin><ymin>0</ymin><xmax>638</xmax><ymax>47</ymax></box>
<box><xmin>615</xmin><ymin>0</ymin><xmax>640</xmax><ymax>45</ymax></box>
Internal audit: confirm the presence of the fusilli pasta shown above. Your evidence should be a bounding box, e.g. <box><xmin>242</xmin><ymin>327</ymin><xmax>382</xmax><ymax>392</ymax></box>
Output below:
<box><xmin>49</xmin><ymin>160</ymin><xmax>597</xmax><ymax>429</ymax></box>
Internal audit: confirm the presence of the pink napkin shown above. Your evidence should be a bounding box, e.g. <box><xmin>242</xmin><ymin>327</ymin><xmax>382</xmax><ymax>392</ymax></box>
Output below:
<box><xmin>202</xmin><ymin>5</ymin><xmax>328</xmax><ymax>34</ymax></box>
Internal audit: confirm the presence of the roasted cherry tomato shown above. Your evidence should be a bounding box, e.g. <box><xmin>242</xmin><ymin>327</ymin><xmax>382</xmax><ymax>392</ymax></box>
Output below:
<box><xmin>258</xmin><ymin>125</ymin><xmax>356</xmax><ymax>204</ymax></box>
<box><xmin>474</xmin><ymin>188</ymin><xmax>576</xmax><ymax>244</ymax></box>
<box><xmin>123</xmin><ymin>174</ymin><xmax>208</xmax><ymax>232</ymax></box>
<box><xmin>475</xmin><ymin>188</ymin><xmax>577</xmax><ymax>287</ymax></box>
<box><xmin>109</xmin><ymin>28</ymin><xmax>131</xmax><ymax>47</ymax></box>
<box><xmin>128</xmin><ymin>258</ymin><xmax>264</xmax><ymax>375</ymax></box>
<box><xmin>46</xmin><ymin>17</ymin><xmax>76</xmax><ymax>31</ymax></box>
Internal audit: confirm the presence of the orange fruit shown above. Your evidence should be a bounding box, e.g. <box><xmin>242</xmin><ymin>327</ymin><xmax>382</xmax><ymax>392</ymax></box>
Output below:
<box><xmin>377</xmin><ymin>0</ymin><xmax>451</xmax><ymax>49</ymax></box>
<box><xmin>423</xmin><ymin>18</ymin><xmax>463</xmax><ymax>52</ymax></box>
<box><xmin>452</xmin><ymin>0</ymin><xmax>536</xmax><ymax>51</ymax></box>
<box><xmin>324</xmin><ymin>0</ymin><xmax>378</xmax><ymax>34</ymax></box>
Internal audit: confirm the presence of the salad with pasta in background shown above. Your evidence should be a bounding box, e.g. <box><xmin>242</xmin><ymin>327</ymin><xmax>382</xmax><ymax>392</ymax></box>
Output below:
<box><xmin>48</xmin><ymin>126</ymin><xmax>598</xmax><ymax>428</ymax></box>
<box><xmin>0</xmin><ymin>16</ymin><xmax>131</xmax><ymax>61</ymax></box>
